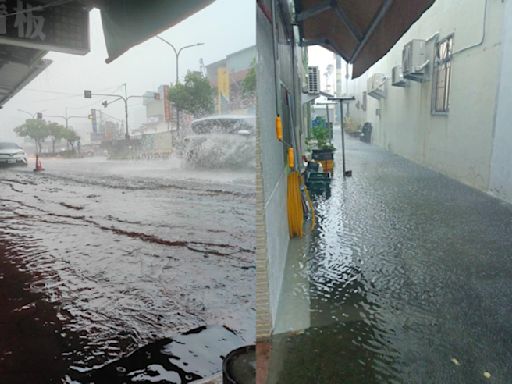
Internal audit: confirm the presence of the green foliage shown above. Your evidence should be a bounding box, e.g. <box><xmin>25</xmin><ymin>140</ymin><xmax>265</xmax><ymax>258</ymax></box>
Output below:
<box><xmin>14</xmin><ymin>119</ymin><xmax>80</xmax><ymax>153</ymax></box>
<box><xmin>47</xmin><ymin>122</ymin><xmax>68</xmax><ymax>153</ymax></box>
<box><xmin>241</xmin><ymin>59</ymin><xmax>256</xmax><ymax>97</ymax></box>
<box><xmin>62</xmin><ymin>127</ymin><xmax>80</xmax><ymax>150</ymax></box>
<box><xmin>311</xmin><ymin>125</ymin><xmax>329</xmax><ymax>148</ymax></box>
<box><xmin>168</xmin><ymin>71</ymin><xmax>214</xmax><ymax>117</ymax></box>
<box><xmin>14</xmin><ymin>119</ymin><xmax>49</xmax><ymax>153</ymax></box>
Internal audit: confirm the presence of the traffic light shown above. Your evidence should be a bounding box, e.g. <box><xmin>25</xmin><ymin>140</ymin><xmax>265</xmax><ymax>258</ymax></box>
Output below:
<box><xmin>84</xmin><ymin>90</ymin><xmax>92</xmax><ymax>98</ymax></box>
<box><xmin>102</xmin><ymin>100</ymin><xmax>108</xmax><ymax>108</ymax></box>
<box><xmin>37</xmin><ymin>112</ymin><xmax>43</xmax><ymax>119</ymax></box>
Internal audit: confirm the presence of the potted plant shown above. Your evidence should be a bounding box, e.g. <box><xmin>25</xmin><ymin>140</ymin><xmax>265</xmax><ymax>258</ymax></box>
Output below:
<box><xmin>311</xmin><ymin>125</ymin><xmax>335</xmax><ymax>161</ymax></box>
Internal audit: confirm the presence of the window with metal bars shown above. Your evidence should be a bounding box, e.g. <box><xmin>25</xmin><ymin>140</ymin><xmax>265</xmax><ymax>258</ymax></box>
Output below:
<box><xmin>432</xmin><ymin>35</ymin><xmax>453</xmax><ymax>114</ymax></box>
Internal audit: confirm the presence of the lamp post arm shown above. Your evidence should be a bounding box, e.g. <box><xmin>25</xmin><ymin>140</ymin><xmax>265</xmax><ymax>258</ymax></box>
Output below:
<box><xmin>157</xmin><ymin>36</ymin><xmax>178</xmax><ymax>56</ymax></box>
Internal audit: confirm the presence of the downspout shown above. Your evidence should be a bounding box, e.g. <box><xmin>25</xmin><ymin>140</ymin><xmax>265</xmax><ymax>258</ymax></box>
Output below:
<box><xmin>271</xmin><ymin>0</ymin><xmax>281</xmax><ymax>117</ymax></box>
<box><xmin>289</xmin><ymin>27</ymin><xmax>301</xmax><ymax>170</ymax></box>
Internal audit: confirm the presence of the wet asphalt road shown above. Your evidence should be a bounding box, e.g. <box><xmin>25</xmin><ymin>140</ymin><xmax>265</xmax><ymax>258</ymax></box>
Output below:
<box><xmin>270</xmin><ymin>134</ymin><xmax>512</xmax><ymax>384</ymax></box>
<box><xmin>0</xmin><ymin>157</ymin><xmax>255</xmax><ymax>383</ymax></box>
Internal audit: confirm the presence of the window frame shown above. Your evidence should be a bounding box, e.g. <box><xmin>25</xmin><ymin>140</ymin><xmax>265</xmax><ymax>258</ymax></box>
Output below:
<box><xmin>431</xmin><ymin>34</ymin><xmax>454</xmax><ymax>115</ymax></box>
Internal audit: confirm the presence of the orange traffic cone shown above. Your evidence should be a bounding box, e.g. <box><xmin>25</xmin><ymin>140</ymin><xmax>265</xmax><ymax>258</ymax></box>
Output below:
<box><xmin>33</xmin><ymin>155</ymin><xmax>44</xmax><ymax>172</ymax></box>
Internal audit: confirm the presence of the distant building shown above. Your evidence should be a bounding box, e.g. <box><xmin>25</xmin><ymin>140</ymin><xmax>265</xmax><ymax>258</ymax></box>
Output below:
<box><xmin>206</xmin><ymin>45</ymin><xmax>256</xmax><ymax>115</ymax></box>
<box><xmin>90</xmin><ymin>109</ymin><xmax>124</xmax><ymax>143</ymax></box>
<box><xmin>132</xmin><ymin>85</ymin><xmax>173</xmax><ymax>136</ymax></box>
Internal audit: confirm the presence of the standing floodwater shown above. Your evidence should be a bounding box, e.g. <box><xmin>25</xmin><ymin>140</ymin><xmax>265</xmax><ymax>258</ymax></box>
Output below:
<box><xmin>269</xmin><ymin>134</ymin><xmax>512</xmax><ymax>383</ymax></box>
<box><xmin>0</xmin><ymin>157</ymin><xmax>255</xmax><ymax>383</ymax></box>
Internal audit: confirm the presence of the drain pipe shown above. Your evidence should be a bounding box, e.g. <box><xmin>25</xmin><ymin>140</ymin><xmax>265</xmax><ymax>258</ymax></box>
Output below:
<box><xmin>270</xmin><ymin>0</ymin><xmax>283</xmax><ymax>142</ymax></box>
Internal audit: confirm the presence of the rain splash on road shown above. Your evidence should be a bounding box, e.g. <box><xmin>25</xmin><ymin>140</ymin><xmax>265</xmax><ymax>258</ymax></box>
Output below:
<box><xmin>0</xmin><ymin>157</ymin><xmax>255</xmax><ymax>383</ymax></box>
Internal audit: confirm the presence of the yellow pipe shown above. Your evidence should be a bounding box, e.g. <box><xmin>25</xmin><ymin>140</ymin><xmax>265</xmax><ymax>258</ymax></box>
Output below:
<box><xmin>275</xmin><ymin>115</ymin><xmax>283</xmax><ymax>141</ymax></box>
<box><xmin>287</xmin><ymin>147</ymin><xmax>294</xmax><ymax>169</ymax></box>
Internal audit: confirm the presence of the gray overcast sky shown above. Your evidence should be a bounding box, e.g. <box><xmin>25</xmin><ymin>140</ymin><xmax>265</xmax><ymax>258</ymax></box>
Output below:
<box><xmin>0</xmin><ymin>0</ymin><xmax>255</xmax><ymax>142</ymax></box>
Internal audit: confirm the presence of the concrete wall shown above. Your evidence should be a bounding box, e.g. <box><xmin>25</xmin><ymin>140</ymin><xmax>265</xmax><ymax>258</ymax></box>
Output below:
<box><xmin>257</xmin><ymin>0</ymin><xmax>308</xmax><ymax>330</ymax></box>
<box><xmin>489</xmin><ymin>0</ymin><xmax>512</xmax><ymax>203</ymax></box>
<box><xmin>345</xmin><ymin>0</ymin><xmax>505</xmax><ymax>192</ymax></box>
<box><xmin>256</xmin><ymin>1</ymin><xmax>290</xmax><ymax>329</ymax></box>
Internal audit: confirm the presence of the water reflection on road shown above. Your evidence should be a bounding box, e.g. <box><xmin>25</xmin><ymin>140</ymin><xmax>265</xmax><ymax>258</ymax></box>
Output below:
<box><xmin>0</xmin><ymin>157</ymin><xmax>255</xmax><ymax>383</ymax></box>
<box><xmin>270</xmin><ymin>136</ymin><xmax>512</xmax><ymax>383</ymax></box>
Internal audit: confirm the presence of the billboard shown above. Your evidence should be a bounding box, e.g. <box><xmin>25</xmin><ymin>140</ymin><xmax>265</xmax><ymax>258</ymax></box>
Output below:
<box><xmin>90</xmin><ymin>108</ymin><xmax>97</xmax><ymax>133</ymax></box>
<box><xmin>217</xmin><ymin>67</ymin><xmax>230</xmax><ymax>99</ymax></box>
<box><xmin>0</xmin><ymin>0</ymin><xmax>90</xmax><ymax>54</ymax></box>
<box><xmin>162</xmin><ymin>84</ymin><xmax>171</xmax><ymax>122</ymax></box>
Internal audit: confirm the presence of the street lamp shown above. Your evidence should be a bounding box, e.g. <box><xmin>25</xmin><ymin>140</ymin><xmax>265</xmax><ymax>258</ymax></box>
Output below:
<box><xmin>156</xmin><ymin>36</ymin><xmax>204</xmax><ymax>133</ymax></box>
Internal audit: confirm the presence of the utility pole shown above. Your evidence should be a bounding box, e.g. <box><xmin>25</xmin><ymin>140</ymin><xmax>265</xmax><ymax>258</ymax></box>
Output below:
<box><xmin>328</xmin><ymin>96</ymin><xmax>355</xmax><ymax>177</ymax></box>
<box><xmin>84</xmin><ymin>90</ymin><xmax>159</xmax><ymax>140</ymax></box>
<box><xmin>156</xmin><ymin>36</ymin><xmax>204</xmax><ymax>133</ymax></box>
<box><xmin>335</xmin><ymin>55</ymin><xmax>342</xmax><ymax>123</ymax></box>
<box><xmin>47</xmin><ymin>109</ymin><xmax>90</xmax><ymax>129</ymax></box>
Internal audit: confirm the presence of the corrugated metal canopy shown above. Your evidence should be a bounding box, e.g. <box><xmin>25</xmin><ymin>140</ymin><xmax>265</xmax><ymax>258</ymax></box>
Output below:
<box><xmin>99</xmin><ymin>0</ymin><xmax>214</xmax><ymax>63</ymax></box>
<box><xmin>295</xmin><ymin>0</ymin><xmax>436</xmax><ymax>78</ymax></box>
<box><xmin>0</xmin><ymin>46</ymin><xmax>51</xmax><ymax>108</ymax></box>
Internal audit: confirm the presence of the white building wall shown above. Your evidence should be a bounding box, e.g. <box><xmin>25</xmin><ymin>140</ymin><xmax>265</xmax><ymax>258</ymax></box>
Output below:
<box><xmin>257</xmin><ymin>2</ymin><xmax>290</xmax><ymax>329</ymax></box>
<box><xmin>489</xmin><ymin>0</ymin><xmax>512</xmax><ymax>203</ymax></box>
<box><xmin>345</xmin><ymin>0</ymin><xmax>505</xmax><ymax>192</ymax></box>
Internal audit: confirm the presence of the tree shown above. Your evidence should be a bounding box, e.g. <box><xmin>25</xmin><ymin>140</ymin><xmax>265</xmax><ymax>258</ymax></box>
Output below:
<box><xmin>62</xmin><ymin>128</ymin><xmax>80</xmax><ymax>151</ymax></box>
<box><xmin>47</xmin><ymin>122</ymin><xmax>67</xmax><ymax>154</ymax></box>
<box><xmin>168</xmin><ymin>71</ymin><xmax>214</xmax><ymax>117</ymax></box>
<box><xmin>14</xmin><ymin>119</ymin><xmax>49</xmax><ymax>154</ymax></box>
<box><xmin>241</xmin><ymin>59</ymin><xmax>256</xmax><ymax>97</ymax></box>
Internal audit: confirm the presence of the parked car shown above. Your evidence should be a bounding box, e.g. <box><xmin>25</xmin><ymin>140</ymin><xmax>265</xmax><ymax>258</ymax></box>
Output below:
<box><xmin>183</xmin><ymin>115</ymin><xmax>256</xmax><ymax>168</ymax></box>
<box><xmin>0</xmin><ymin>142</ymin><xmax>28</xmax><ymax>166</ymax></box>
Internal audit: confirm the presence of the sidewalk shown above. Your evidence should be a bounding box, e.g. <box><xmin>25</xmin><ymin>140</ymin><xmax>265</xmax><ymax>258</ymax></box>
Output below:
<box><xmin>267</xmin><ymin>134</ymin><xmax>512</xmax><ymax>383</ymax></box>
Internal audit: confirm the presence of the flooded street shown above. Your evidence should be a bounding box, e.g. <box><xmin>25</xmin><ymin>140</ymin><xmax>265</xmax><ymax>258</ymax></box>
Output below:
<box><xmin>0</xmin><ymin>157</ymin><xmax>255</xmax><ymax>383</ymax></box>
<box><xmin>270</xmin><ymin>134</ymin><xmax>512</xmax><ymax>383</ymax></box>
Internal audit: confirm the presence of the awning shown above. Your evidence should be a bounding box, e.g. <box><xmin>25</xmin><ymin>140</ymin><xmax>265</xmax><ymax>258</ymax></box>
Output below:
<box><xmin>99</xmin><ymin>0</ymin><xmax>214</xmax><ymax>63</ymax></box>
<box><xmin>294</xmin><ymin>0</ymin><xmax>436</xmax><ymax>78</ymax></box>
<box><xmin>0</xmin><ymin>45</ymin><xmax>51</xmax><ymax>107</ymax></box>
<box><xmin>0</xmin><ymin>0</ymin><xmax>216</xmax><ymax>107</ymax></box>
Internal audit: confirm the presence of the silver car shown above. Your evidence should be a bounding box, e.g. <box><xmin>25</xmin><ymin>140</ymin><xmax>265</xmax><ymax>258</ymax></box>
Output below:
<box><xmin>183</xmin><ymin>115</ymin><xmax>256</xmax><ymax>168</ymax></box>
<box><xmin>0</xmin><ymin>142</ymin><xmax>28</xmax><ymax>166</ymax></box>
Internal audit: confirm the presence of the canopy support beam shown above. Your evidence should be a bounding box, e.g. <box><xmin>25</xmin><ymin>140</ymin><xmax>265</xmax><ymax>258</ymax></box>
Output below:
<box><xmin>350</xmin><ymin>0</ymin><xmax>393</xmax><ymax>62</ymax></box>
<box><xmin>296</xmin><ymin>0</ymin><xmax>331</xmax><ymax>21</ymax></box>
<box><xmin>332</xmin><ymin>3</ymin><xmax>363</xmax><ymax>41</ymax></box>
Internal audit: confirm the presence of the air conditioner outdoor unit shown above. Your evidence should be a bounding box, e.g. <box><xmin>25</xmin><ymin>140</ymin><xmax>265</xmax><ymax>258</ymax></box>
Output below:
<box><xmin>392</xmin><ymin>65</ymin><xmax>407</xmax><ymax>87</ymax></box>
<box><xmin>307</xmin><ymin>66</ymin><xmax>320</xmax><ymax>94</ymax></box>
<box><xmin>367</xmin><ymin>73</ymin><xmax>386</xmax><ymax>99</ymax></box>
<box><xmin>402</xmin><ymin>39</ymin><xmax>428</xmax><ymax>82</ymax></box>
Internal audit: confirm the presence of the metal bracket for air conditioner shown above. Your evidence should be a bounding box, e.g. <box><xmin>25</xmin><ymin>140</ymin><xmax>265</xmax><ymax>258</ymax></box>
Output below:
<box><xmin>367</xmin><ymin>74</ymin><xmax>387</xmax><ymax>99</ymax></box>
<box><xmin>406</xmin><ymin>60</ymin><xmax>430</xmax><ymax>82</ymax></box>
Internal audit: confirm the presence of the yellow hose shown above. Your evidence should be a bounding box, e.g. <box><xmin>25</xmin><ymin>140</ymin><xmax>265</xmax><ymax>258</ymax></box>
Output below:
<box><xmin>287</xmin><ymin>171</ymin><xmax>304</xmax><ymax>238</ymax></box>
